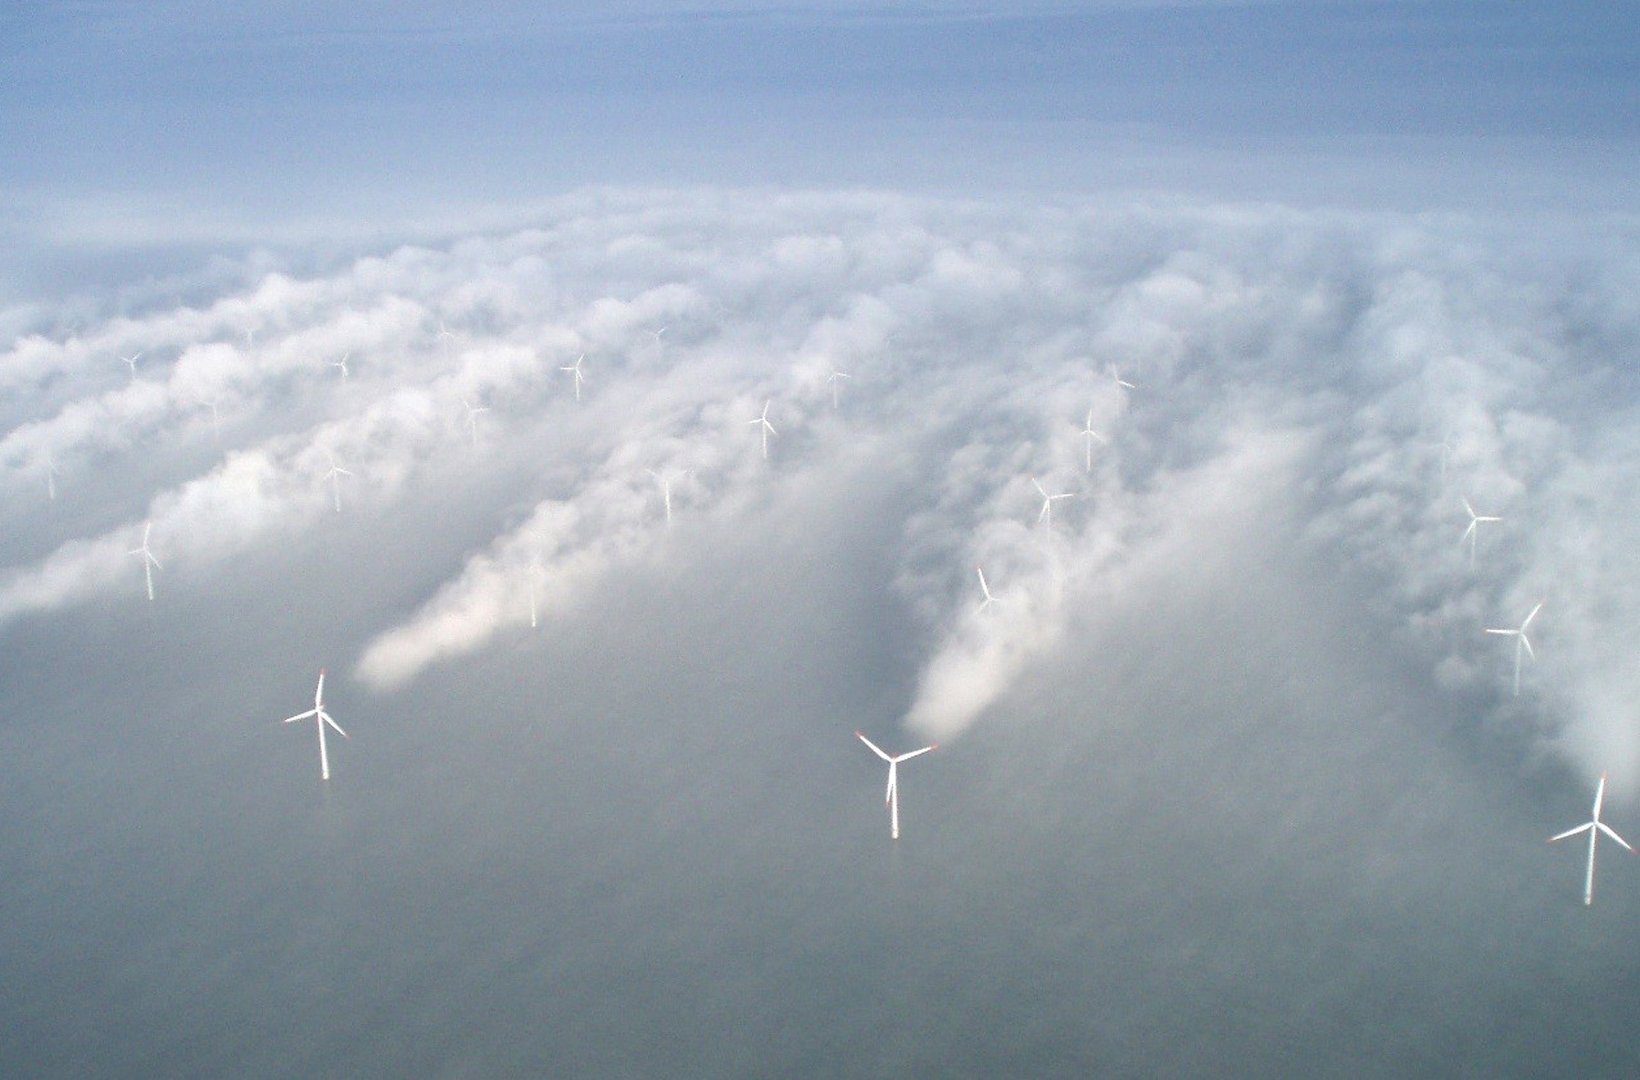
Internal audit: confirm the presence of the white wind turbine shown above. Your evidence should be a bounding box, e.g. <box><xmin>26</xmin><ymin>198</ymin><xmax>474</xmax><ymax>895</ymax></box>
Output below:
<box><xmin>855</xmin><ymin>731</ymin><xmax>937</xmax><ymax>840</ymax></box>
<box><xmin>44</xmin><ymin>454</ymin><xmax>58</xmax><ymax>501</ymax></box>
<box><xmin>526</xmin><ymin>558</ymin><xmax>544</xmax><ymax>629</ymax></box>
<box><xmin>1549</xmin><ymin>773</ymin><xmax>1634</xmax><ymax>906</ymax></box>
<box><xmin>1485</xmin><ymin>601</ymin><xmax>1542</xmax><ymax>697</ymax></box>
<box><xmin>244</xmin><ymin>328</ymin><xmax>255</xmax><ymax>347</ymax></box>
<box><xmin>976</xmin><ymin>566</ymin><xmax>997</xmax><ymax>613</ymax></box>
<box><xmin>120</xmin><ymin>351</ymin><xmax>143</xmax><ymax>382</ymax></box>
<box><xmin>827</xmin><ymin>369</ymin><xmax>851</xmax><ymax>409</ymax></box>
<box><xmin>645</xmin><ymin>468</ymin><xmax>684</xmax><ymax>526</ymax></box>
<box><xmin>1110</xmin><ymin>366</ymin><xmax>1137</xmax><ymax>393</ymax></box>
<box><xmin>649</xmin><ymin>326</ymin><xmax>668</xmax><ymax>346</ymax></box>
<box><xmin>436</xmin><ymin>320</ymin><xmax>456</xmax><ymax>357</ymax></box>
<box><xmin>748</xmin><ymin>399</ymin><xmax>777</xmax><ymax>460</ymax></box>
<box><xmin>561</xmin><ymin>355</ymin><xmax>587</xmax><ymax>401</ymax></box>
<box><xmin>461</xmin><ymin>397</ymin><xmax>489</xmax><ymax>448</ymax></box>
<box><xmin>282</xmin><ymin>668</ymin><xmax>349</xmax><ymax>781</ymax></box>
<box><xmin>328</xmin><ymin>352</ymin><xmax>350</xmax><ymax>379</ymax></box>
<box><xmin>1079</xmin><ymin>408</ymin><xmax>1108</xmax><ymax>472</ymax></box>
<box><xmin>1460</xmin><ymin>497</ymin><xmax>1501</xmax><ymax>568</ymax></box>
<box><xmin>128</xmin><ymin>522</ymin><xmax>161</xmax><ymax>601</ymax></box>
<box><xmin>1031</xmin><ymin>477</ymin><xmax>1074</xmax><ymax>526</ymax></box>
<box><xmin>198</xmin><ymin>397</ymin><xmax>223</xmax><ymax>443</ymax></box>
<box><xmin>322</xmin><ymin>450</ymin><xmax>353</xmax><ymax>513</ymax></box>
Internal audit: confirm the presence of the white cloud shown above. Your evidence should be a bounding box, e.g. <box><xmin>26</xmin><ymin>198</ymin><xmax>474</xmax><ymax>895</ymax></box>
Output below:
<box><xmin>4</xmin><ymin>187</ymin><xmax>1638</xmax><ymax>790</ymax></box>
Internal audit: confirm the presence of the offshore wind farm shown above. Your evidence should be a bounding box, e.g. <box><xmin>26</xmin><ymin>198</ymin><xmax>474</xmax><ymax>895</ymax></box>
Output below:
<box><xmin>2</xmin><ymin>2</ymin><xmax>1639</xmax><ymax>1077</ymax></box>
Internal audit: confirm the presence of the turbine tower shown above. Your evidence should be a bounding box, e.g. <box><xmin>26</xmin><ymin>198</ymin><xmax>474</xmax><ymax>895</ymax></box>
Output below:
<box><xmin>128</xmin><ymin>522</ymin><xmax>161</xmax><ymax>601</ymax></box>
<box><xmin>1460</xmin><ymin>497</ymin><xmax>1501</xmax><ymax>568</ymax></box>
<box><xmin>1079</xmin><ymin>408</ymin><xmax>1107</xmax><ymax>473</ymax></box>
<box><xmin>526</xmin><ymin>559</ymin><xmax>544</xmax><ymax>629</ymax></box>
<box><xmin>856</xmin><ymin>731</ymin><xmax>937</xmax><ymax>840</ymax></box>
<box><xmin>1031</xmin><ymin>477</ymin><xmax>1074</xmax><ymax>526</ymax></box>
<box><xmin>1485</xmin><ymin>601</ymin><xmax>1542</xmax><ymax>696</ymax></box>
<box><xmin>282</xmin><ymin>668</ymin><xmax>349</xmax><ymax>781</ymax></box>
<box><xmin>44</xmin><ymin>454</ymin><xmax>58</xmax><ymax>501</ymax></box>
<box><xmin>561</xmin><ymin>355</ymin><xmax>587</xmax><ymax>402</ymax></box>
<box><xmin>1550</xmin><ymin>773</ymin><xmax>1634</xmax><ymax>905</ymax></box>
<box><xmin>322</xmin><ymin>450</ymin><xmax>353</xmax><ymax>514</ymax></box>
<box><xmin>748</xmin><ymin>399</ymin><xmax>777</xmax><ymax>460</ymax></box>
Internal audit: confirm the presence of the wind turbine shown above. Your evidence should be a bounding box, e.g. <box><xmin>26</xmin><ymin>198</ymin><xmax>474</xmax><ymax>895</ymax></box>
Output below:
<box><xmin>827</xmin><ymin>370</ymin><xmax>852</xmax><ymax>409</ymax></box>
<box><xmin>44</xmin><ymin>454</ymin><xmax>58</xmax><ymax>501</ymax></box>
<box><xmin>1110</xmin><ymin>366</ymin><xmax>1137</xmax><ymax>393</ymax></box>
<box><xmin>1031</xmin><ymin>477</ymin><xmax>1074</xmax><ymax>526</ymax></box>
<box><xmin>1460</xmin><ymin>497</ymin><xmax>1501</xmax><ymax>568</ymax></box>
<box><xmin>120</xmin><ymin>351</ymin><xmax>143</xmax><ymax>381</ymax></box>
<box><xmin>526</xmin><ymin>559</ymin><xmax>544</xmax><ymax>629</ymax></box>
<box><xmin>282</xmin><ymin>669</ymin><xmax>349</xmax><ymax>781</ymax></box>
<box><xmin>328</xmin><ymin>352</ymin><xmax>350</xmax><ymax>379</ymax></box>
<box><xmin>855</xmin><ymin>731</ymin><xmax>937</xmax><ymax>840</ymax></box>
<box><xmin>976</xmin><ymin>566</ymin><xmax>997</xmax><ymax>613</ymax></box>
<box><xmin>1079</xmin><ymin>408</ymin><xmax>1108</xmax><ymax>472</ymax></box>
<box><xmin>461</xmin><ymin>397</ymin><xmax>489</xmax><ymax>448</ymax></box>
<box><xmin>1485</xmin><ymin>601</ymin><xmax>1542</xmax><ymax>696</ymax></box>
<box><xmin>649</xmin><ymin>326</ymin><xmax>668</xmax><ymax>346</ymax></box>
<box><xmin>645</xmin><ymin>468</ymin><xmax>680</xmax><ymax>526</ymax></box>
<box><xmin>436</xmin><ymin>320</ymin><xmax>456</xmax><ymax>357</ymax></box>
<box><xmin>748</xmin><ymin>399</ymin><xmax>777</xmax><ymax>460</ymax></box>
<box><xmin>1550</xmin><ymin>773</ymin><xmax>1634</xmax><ymax>905</ymax></box>
<box><xmin>197</xmin><ymin>397</ymin><xmax>224</xmax><ymax>443</ymax></box>
<box><xmin>561</xmin><ymin>355</ymin><xmax>587</xmax><ymax>402</ymax></box>
<box><xmin>128</xmin><ymin>522</ymin><xmax>160</xmax><ymax>601</ymax></box>
<box><xmin>322</xmin><ymin>450</ymin><xmax>353</xmax><ymax>513</ymax></box>
<box><xmin>1435</xmin><ymin>436</ymin><xmax>1453</xmax><ymax>483</ymax></box>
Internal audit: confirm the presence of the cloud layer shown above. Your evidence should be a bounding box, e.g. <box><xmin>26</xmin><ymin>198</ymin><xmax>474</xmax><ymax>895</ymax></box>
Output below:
<box><xmin>5</xmin><ymin>188</ymin><xmax>1639</xmax><ymax>786</ymax></box>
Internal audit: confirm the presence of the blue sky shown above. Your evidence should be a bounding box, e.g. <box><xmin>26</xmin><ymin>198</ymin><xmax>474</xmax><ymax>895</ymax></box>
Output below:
<box><xmin>3</xmin><ymin>0</ymin><xmax>1637</xmax><ymax>254</ymax></box>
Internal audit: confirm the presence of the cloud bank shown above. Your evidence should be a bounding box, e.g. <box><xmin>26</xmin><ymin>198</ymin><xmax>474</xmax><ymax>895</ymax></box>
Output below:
<box><xmin>4</xmin><ymin>188</ymin><xmax>1639</xmax><ymax>786</ymax></box>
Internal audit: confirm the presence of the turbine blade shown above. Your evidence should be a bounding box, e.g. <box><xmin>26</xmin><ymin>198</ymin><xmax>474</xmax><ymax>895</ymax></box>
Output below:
<box><xmin>855</xmin><ymin>731</ymin><xmax>892</xmax><ymax>762</ymax></box>
<box><xmin>1521</xmin><ymin>603</ymin><xmax>1543</xmax><ymax>630</ymax></box>
<box><xmin>894</xmin><ymin>744</ymin><xmax>937</xmax><ymax>762</ymax></box>
<box><xmin>1549</xmin><ymin>822</ymin><xmax>1594</xmax><ymax>843</ymax></box>
<box><xmin>283</xmin><ymin>709</ymin><xmax>318</xmax><ymax>724</ymax></box>
<box><xmin>1597</xmin><ymin>822</ymin><xmax>1634</xmax><ymax>852</ymax></box>
<box><xmin>1520</xmin><ymin>634</ymin><xmax>1535</xmax><ymax>660</ymax></box>
<box><xmin>321</xmin><ymin>711</ymin><xmax>349</xmax><ymax>738</ymax></box>
<box><xmin>1484</xmin><ymin>628</ymin><xmax>1514</xmax><ymax>636</ymax></box>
